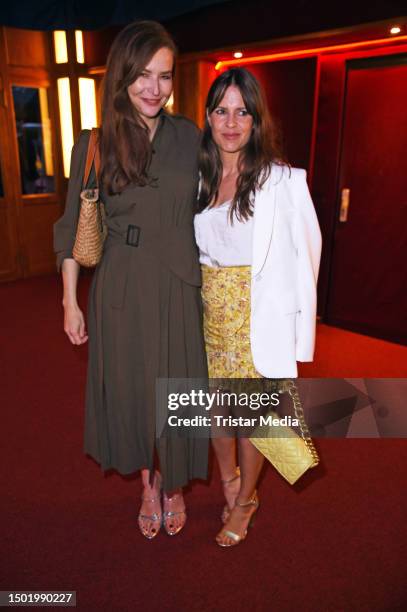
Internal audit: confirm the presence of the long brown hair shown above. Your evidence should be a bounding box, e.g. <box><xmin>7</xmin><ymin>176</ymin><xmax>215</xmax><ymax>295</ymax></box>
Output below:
<box><xmin>198</xmin><ymin>68</ymin><xmax>286</xmax><ymax>220</ymax></box>
<box><xmin>99</xmin><ymin>21</ymin><xmax>176</xmax><ymax>194</ymax></box>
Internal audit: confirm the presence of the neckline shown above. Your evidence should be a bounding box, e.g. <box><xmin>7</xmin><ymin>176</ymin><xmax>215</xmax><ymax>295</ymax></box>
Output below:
<box><xmin>150</xmin><ymin>111</ymin><xmax>165</xmax><ymax>147</ymax></box>
<box><xmin>207</xmin><ymin>199</ymin><xmax>231</xmax><ymax>211</ymax></box>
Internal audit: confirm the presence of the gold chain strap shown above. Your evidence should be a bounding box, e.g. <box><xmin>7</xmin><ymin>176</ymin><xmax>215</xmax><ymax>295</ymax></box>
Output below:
<box><xmin>285</xmin><ymin>379</ymin><xmax>320</xmax><ymax>466</ymax></box>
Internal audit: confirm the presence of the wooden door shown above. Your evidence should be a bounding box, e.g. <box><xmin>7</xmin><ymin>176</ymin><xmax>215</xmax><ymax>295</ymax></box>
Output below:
<box><xmin>9</xmin><ymin>79</ymin><xmax>63</xmax><ymax>277</ymax></box>
<box><xmin>0</xmin><ymin>32</ymin><xmax>21</xmax><ymax>280</ymax></box>
<box><xmin>325</xmin><ymin>54</ymin><xmax>407</xmax><ymax>345</ymax></box>
<box><xmin>0</xmin><ymin>27</ymin><xmax>65</xmax><ymax>280</ymax></box>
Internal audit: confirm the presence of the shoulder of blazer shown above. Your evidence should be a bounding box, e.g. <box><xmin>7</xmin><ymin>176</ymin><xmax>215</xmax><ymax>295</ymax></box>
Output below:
<box><xmin>266</xmin><ymin>164</ymin><xmax>306</xmax><ymax>186</ymax></box>
<box><xmin>254</xmin><ymin>165</ymin><xmax>307</xmax><ymax>201</ymax></box>
<box><xmin>261</xmin><ymin>166</ymin><xmax>308</xmax><ymax>208</ymax></box>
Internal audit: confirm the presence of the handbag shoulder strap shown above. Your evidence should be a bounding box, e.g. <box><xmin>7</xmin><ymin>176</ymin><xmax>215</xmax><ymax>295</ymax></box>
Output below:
<box><xmin>287</xmin><ymin>380</ymin><xmax>320</xmax><ymax>466</ymax></box>
<box><xmin>82</xmin><ymin>128</ymin><xmax>100</xmax><ymax>189</ymax></box>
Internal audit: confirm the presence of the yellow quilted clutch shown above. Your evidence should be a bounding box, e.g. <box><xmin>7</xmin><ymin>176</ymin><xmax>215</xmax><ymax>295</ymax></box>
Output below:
<box><xmin>250</xmin><ymin>380</ymin><xmax>319</xmax><ymax>485</ymax></box>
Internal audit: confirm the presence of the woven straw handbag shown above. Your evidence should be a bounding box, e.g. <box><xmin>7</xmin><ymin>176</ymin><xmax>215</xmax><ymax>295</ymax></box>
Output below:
<box><xmin>250</xmin><ymin>379</ymin><xmax>319</xmax><ymax>485</ymax></box>
<box><xmin>72</xmin><ymin>128</ymin><xmax>107</xmax><ymax>267</ymax></box>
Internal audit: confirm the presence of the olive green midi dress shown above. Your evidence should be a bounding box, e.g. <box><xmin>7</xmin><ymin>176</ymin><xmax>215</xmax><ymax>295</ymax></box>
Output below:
<box><xmin>54</xmin><ymin>112</ymin><xmax>208</xmax><ymax>491</ymax></box>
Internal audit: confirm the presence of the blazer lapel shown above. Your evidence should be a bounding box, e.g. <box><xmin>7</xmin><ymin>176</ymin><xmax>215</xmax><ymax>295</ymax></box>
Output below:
<box><xmin>251</xmin><ymin>168</ymin><xmax>278</xmax><ymax>276</ymax></box>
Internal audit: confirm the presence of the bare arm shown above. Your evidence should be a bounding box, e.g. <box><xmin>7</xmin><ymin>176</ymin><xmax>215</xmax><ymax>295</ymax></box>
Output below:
<box><xmin>54</xmin><ymin>130</ymin><xmax>91</xmax><ymax>345</ymax></box>
<box><xmin>62</xmin><ymin>258</ymin><xmax>88</xmax><ymax>345</ymax></box>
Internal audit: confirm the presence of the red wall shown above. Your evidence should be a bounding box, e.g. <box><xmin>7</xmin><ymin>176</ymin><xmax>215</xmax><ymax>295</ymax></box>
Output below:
<box><xmin>247</xmin><ymin>59</ymin><xmax>317</xmax><ymax>171</ymax></box>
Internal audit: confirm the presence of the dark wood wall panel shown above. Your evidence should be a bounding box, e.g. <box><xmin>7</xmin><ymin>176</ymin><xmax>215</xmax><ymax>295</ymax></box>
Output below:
<box><xmin>174</xmin><ymin>61</ymin><xmax>200</xmax><ymax>124</ymax></box>
<box><xmin>83</xmin><ymin>28</ymin><xmax>118</xmax><ymax>67</ymax></box>
<box><xmin>5</xmin><ymin>28</ymin><xmax>50</xmax><ymax>67</ymax></box>
<box><xmin>0</xmin><ymin>207</ymin><xmax>18</xmax><ymax>279</ymax></box>
<box><xmin>22</xmin><ymin>203</ymin><xmax>63</xmax><ymax>275</ymax></box>
<box><xmin>0</xmin><ymin>27</ymin><xmax>20</xmax><ymax>280</ymax></box>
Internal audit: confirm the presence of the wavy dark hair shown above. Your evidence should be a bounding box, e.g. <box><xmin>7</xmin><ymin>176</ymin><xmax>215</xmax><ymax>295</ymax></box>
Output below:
<box><xmin>198</xmin><ymin>67</ymin><xmax>286</xmax><ymax>220</ymax></box>
<box><xmin>99</xmin><ymin>21</ymin><xmax>176</xmax><ymax>194</ymax></box>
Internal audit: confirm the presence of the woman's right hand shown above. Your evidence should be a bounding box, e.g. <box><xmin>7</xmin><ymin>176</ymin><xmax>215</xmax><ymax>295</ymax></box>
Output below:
<box><xmin>64</xmin><ymin>303</ymin><xmax>88</xmax><ymax>345</ymax></box>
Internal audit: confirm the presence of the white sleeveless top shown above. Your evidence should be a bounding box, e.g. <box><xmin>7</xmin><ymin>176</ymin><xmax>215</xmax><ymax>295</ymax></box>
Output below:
<box><xmin>194</xmin><ymin>201</ymin><xmax>254</xmax><ymax>267</ymax></box>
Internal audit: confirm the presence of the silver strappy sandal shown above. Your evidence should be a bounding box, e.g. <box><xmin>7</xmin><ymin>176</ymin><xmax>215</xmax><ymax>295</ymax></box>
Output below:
<box><xmin>163</xmin><ymin>492</ymin><xmax>187</xmax><ymax>536</ymax></box>
<box><xmin>138</xmin><ymin>495</ymin><xmax>162</xmax><ymax>539</ymax></box>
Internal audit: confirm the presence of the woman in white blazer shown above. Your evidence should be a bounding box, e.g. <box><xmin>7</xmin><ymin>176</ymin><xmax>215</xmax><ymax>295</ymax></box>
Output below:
<box><xmin>194</xmin><ymin>68</ymin><xmax>322</xmax><ymax>547</ymax></box>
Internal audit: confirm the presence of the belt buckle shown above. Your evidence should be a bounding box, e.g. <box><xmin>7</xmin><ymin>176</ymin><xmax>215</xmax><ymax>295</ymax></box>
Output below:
<box><xmin>126</xmin><ymin>224</ymin><xmax>140</xmax><ymax>247</ymax></box>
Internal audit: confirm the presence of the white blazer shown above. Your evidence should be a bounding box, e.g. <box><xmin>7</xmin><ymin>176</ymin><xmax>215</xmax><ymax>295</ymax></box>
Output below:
<box><xmin>250</xmin><ymin>164</ymin><xmax>322</xmax><ymax>378</ymax></box>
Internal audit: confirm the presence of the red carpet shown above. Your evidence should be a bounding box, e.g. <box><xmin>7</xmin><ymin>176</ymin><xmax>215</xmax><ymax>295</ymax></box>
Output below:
<box><xmin>1</xmin><ymin>275</ymin><xmax>406</xmax><ymax>611</ymax></box>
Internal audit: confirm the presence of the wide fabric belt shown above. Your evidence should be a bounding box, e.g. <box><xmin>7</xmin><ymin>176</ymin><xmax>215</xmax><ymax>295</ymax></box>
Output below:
<box><xmin>102</xmin><ymin>223</ymin><xmax>202</xmax><ymax>288</ymax></box>
<box><xmin>104</xmin><ymin>224</ymin><xmax>161</xmax><ymax>251</ymax></box>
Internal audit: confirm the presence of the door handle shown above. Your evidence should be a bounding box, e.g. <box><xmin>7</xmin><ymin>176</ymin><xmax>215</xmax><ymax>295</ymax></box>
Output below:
<box><xmin>339</xmin><ymin>188</ymin><xmax>350</xmax><ymax>222</ymax></box>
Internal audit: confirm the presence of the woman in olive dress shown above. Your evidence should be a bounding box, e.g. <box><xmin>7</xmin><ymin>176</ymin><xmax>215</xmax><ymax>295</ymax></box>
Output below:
<box><xmin>54</xmin><ymin>21</ymin><xmax>208</xmax><ymax>539</ymax></box>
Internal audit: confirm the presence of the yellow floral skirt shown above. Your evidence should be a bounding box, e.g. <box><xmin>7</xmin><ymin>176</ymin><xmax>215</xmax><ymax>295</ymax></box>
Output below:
<box><xmin>201</xmin><ymin>265</ymin><xmax>259</xmax><ymax>379</ymax></box>
<box><xmin>201</xmin><ymin>265</ymin><xmax>291</xmax><ymax>436</ymax></box>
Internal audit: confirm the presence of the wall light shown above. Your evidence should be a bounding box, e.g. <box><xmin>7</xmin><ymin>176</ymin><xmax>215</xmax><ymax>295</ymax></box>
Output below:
<box><xmin>57</xmin><ymin>78</ymin><xmax>74</xmax><ymax>177</ymax></box>
<box><xmin>390</xmin><ymin>26</ymin><xmax>401</xmax><ymax>35</ymax></box>
<box><xmin>53</xmin><ymin>31</ymin><xmax>68</xmax><ymax>64</ymax></box>
<box><xmin>38</xmin><ymin>88</ymin><xmax>54</xmax><ymax>177</ymax></box>
<box><xmin>165</xmin><ymin>92</ymin><xmax>174</xmax><ymax>114</ymax></box>
<box><xmin>78</xmin><ymin>78</ymin><xmax>97</xmax><ymax>129</ymax></box>
<box><xmin>75</xmin><ymin>30</ymin><xmax>85</xmax><ymax>63</ymax></box>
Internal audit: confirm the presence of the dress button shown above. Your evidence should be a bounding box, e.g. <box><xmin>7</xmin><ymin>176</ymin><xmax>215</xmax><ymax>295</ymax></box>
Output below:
<box><xmin>256</xmin><ymin>275</ymin><xmax>262</xmax><ymax>282</ymax></box>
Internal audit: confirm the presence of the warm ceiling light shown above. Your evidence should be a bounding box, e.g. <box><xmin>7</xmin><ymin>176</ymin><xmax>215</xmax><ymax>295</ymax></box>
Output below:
<box><xmin>390</xmin><ymin>26</ymin><xmax>401</xmax><ymax>35</ymax></box>
<box><xmin>233</xmin><ymin>51</ymin><xmax>243</xmax><ymax>58</ymax></box>
<box><xmin>215</xmin><ymin>35</ymin><xmax>407</xmax><ymax>70</ymax></box>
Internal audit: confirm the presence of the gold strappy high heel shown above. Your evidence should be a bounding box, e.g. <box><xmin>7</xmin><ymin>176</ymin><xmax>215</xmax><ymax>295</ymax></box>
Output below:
<box><xmin>138</xmin><ymin>495</ymin><xmax>162</xmax><ymax>539</ymax></box>
<box><xmin>221</xmin><ymin>467</ymin><xmax>241</xmax><ymax>524</ymax></box>
<box><xmin>163</xmin><ymin>492</ymin><xmax>187</xmax><ymax>536</ymax></box>
<box><xmin>216</xmin><ymin>491</ymin><xmax>259</xmax><ymax>547</ymax></box>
